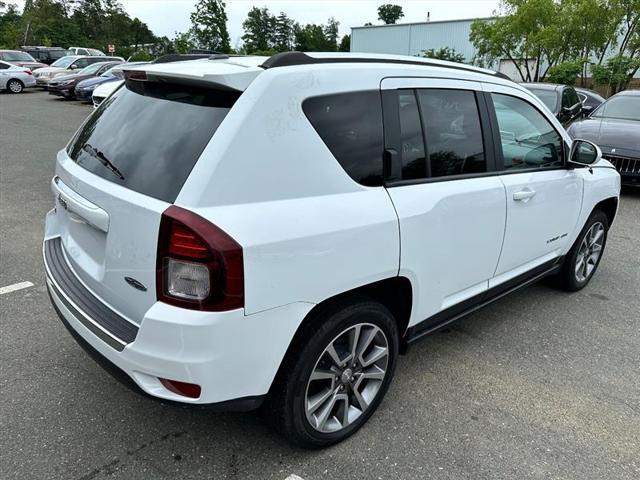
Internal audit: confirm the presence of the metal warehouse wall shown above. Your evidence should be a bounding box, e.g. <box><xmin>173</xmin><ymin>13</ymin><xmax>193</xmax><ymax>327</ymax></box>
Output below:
<box><xmin>350</xmin><ymin>18</ymin><xmax>484</xmax><ymax>63</ymax></box>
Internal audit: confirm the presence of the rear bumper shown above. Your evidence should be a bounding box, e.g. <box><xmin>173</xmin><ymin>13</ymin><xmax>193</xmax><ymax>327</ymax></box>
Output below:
<box><xmin>43</xmin><ymin>231</ymin><xmax>313</xmax><ymax>406</ymax></box>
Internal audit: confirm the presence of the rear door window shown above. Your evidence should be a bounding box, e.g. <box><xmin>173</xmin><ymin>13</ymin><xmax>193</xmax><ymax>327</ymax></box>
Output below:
<box><xmin>303</xmin><ymin>91</ymin><xmax>384</xmax><ymax>186</ymax></box>
<box><xmin>417</xmin><ymin>89</ymin><xmax>486</xmax><ymax>177</ymax></box>
<box><xmin>67</xmin><ymin>80</ymin><xmax>239</xmax><ymax>202</ymax></box>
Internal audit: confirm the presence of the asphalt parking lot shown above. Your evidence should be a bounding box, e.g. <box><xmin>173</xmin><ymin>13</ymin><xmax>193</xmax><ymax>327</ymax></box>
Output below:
<box><xmin>1</xmin><ymin>89</ymin><xmax>639</xmax><ymax>480</ymax></box>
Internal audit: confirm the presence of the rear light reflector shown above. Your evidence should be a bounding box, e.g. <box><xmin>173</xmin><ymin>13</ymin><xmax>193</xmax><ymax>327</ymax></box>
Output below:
<box><xmin>165</xmin><ymin>258</ymin><xmax>210</xmax><ymax>300</ymax></box>
<box><xmin>156</xmin><ymin>205</ymin><xmax>244</xmax><ymax>311</ymax></box>
<box><xmin>159</xmin><ymin>378</ymin><xmax>201</xmax><ymax>399</ymax></box>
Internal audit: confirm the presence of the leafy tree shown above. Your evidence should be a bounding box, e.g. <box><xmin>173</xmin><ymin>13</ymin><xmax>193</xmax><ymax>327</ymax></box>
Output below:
<box><xmin>242</xmin><ymin>6</ymin><xmax>274</xmax><ymax>53</ymax></box>
<box><xmin>377</xmin><ymin>4</ymin><xmax>404</xmax><ymax>24</ymax></box>
<box><xmin>547</xmin><ymin>60</ymin><xmax>583</xmax><ymax>84</ymax></box>
<box><xmin>470</xmin><ymin>0</ymin><xmax>564</xmax><ymax>82</ymax></box>
<box><xmin>190</xmin><ymin>0</ymin><xmax>231</xmax><ymax>52</ymax></box>
<box><xmin>339</xmin><ymin>34</ymin><xmax>350</xmax><ymax>52</ymax></box>
<box><xmin>273</xmin><ymin>11</ymin><xmax>294</xmax><ymax>51</ymax></box>
<box><xmin>172</xmin><ymin>30</ymin><xmax>196</xmax><ymax>54</ymax></box>
<box><xmin>0</xmin><ymin>2</ymin><xmax>23</xmax><ymax>48</ymax></box>
<box><xmin>323</xmin><ymin>17</ymin><xmax>339</xmax><ymax>51</ymax></box>
<box><xmin>591</xmin><ymin>55</ymin><xmax>640</xmax><ymax>94</ymax></box>
<box><xmin>421</xmin><ymin>47</ymin><xmax>465</xmax><ymax>63</ymax></box>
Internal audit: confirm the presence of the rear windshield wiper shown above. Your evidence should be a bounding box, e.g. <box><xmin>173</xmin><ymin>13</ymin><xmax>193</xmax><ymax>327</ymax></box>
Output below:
<box><xmin>81</xmin><ymin>144</ymin><xmax>125</xmax><ymax>180</ymax></box>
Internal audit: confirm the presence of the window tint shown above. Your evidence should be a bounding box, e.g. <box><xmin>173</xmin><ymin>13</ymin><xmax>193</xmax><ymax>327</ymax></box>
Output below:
<box><xmin>73</xmin><ymin>58</ymin><xmax>89</xmax><ymax>68</ymax></box>
<box><xmin>417</xmin><ymin>89</ymin><xmax>486</xmax><ymax>177</ymax></box>
<box><xmin>398</xmin><ymin>90</ymin><xmax>426</xmax><ymax>180</ymax></box>
<box><xmin>562</xmin><ymin>88</ymin><xmax>579</xmax><ymax>108</ymax></box>
<box><xmin>492</xmin><ymin>93</ymin><xmax>564</xmax><ymax>170</ymax></box>
<box><xmin>67</xmin><ymin>81</ymin><xmax>239</xmax><ymax>202</ymax></box>
<box><xmin>0</xmin><ymin>62</ymin><xmax>9</xmax><ymax>70</ymax></box>
<box><xmin>303</xmin><ymin>91</ymin><xmax>384</xmax><ymax>186</ymax></box>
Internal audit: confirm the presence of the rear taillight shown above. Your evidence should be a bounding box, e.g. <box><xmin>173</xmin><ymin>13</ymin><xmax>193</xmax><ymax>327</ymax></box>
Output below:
<box><xmin>156</xmin><ymin>206</ymin><xmax>243</xmax><ymax>311</ymax></box>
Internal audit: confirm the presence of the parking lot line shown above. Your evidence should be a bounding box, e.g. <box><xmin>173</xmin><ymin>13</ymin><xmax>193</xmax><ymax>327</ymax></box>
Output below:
<box><xmin>0</xmin><ymin>281</ymin><xmax>34</xmax><ymax>295</ymax></box>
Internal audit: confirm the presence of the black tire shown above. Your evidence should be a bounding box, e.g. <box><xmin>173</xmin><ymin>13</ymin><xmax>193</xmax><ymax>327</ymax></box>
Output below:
<box><xmin>556</xmin><ymin>210</ymin><xmax>609</xmax><ymax>291</ymax></box>
<box><xmin>265</xmin><ymin>298</ymin><xmax>399</xmax><ymax>448</ymax></box>
<box><xmin>7</xmin><ymin>79</ymin><xmax>24</xmax><ymax>93</ymax></box>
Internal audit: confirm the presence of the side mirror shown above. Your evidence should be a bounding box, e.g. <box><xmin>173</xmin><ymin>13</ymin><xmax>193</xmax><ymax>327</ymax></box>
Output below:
<box><xmin>569</xmin><ymin>139</ymin><xmax>601</xmax><ymax>167</ymax></box>
<box><xmin>582</xmin><ymin>105</ymin><xmax>594</xmax><ymax>116</ymax></box>
<box><xmin>69</xmin><ymin>64</ymin><xmax>78</xmax><ymax>70</ymax></box>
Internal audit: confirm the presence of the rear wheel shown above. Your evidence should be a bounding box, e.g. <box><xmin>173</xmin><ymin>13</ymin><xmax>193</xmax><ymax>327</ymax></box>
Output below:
<box><xmin>266</xmin><ymin>299</ymin><xmax>399</xmax><ymax>448</ymax></box>
<box><xmin>556</xmin><ymin>210</ymin><xmax>609</xmax><ymax>291</ymax></box>
<box><xmin>7</xmin><ymin>79</ymin><xmax>24</xmax><ymax>93</ymax></box>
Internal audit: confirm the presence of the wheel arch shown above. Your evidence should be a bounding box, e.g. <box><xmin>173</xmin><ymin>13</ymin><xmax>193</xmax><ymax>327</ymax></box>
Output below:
<box><xmin>593</xmin><ymin>196</ymin><xmax>618</xmax><ymax>228</ymax></box>
<box><xmin>267</xmin><ymin>276</ymin><xmax>414</xmax><ymax>397</ymax></box>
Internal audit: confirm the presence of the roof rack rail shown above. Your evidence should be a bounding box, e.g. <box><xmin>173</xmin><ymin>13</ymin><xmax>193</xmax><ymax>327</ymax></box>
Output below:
<box><xmin>260</xmin><ymin>51</ymin><xmax>510</xmax><ymax>81</ymax></box>
<box><xmin>152</xmin><ymin>54</ymin><xmax>211</xmax><ymax>64</ymax></box>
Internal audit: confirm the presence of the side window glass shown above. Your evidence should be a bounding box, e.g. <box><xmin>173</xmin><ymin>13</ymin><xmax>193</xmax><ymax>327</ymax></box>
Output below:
<box><xmin>398</xmin><ymin>90</ymin><xmax>426</xmax><ymax>180</ymax></box>
<box><xmin>492</xmin><ymin>93</ymin><xmax>564</xmax><ymax>170</ymax></box>
<box><xmin>0</xmin><ymin>63</ymin><xmax>9</xmax><ymax>70</ymax></box>
<box><xmin>417</xmin><ymin>89</ymin><xmax>486</xmax><ymax>177</ymax></box>
<box><xmin>303</xmin><ymin>90</ymin><xmax>384</xmax><ymax>186</ymax></box>
<box><xmin>74</xmin><ymin>59</ymin><xmax>88</xmax><ymax>68</ymax></box>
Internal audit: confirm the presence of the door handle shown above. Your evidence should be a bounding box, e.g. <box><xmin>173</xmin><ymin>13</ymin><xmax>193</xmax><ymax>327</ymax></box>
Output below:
<box><xmin>513</xmin><ymin>189</ymin><xmax>536</xmax><ymax>202</ymax></box>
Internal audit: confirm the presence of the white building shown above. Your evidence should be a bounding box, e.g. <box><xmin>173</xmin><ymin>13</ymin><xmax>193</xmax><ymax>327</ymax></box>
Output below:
<box><xmin>350</xmin><ymin>18</ymin><xmax>640</xmax><ymax>81</ymax></box>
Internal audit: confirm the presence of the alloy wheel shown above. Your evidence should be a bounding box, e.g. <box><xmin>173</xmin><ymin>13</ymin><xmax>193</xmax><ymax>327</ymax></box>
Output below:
<box><xmin>305</xmin><ymin>323</ymin><xmax>389</xmax><ymax>433</ymax></box>
<box><xmin>575</xmin><ymin>221</ymin><xmax>605</xmax><ymax>283</ymax></box>
<box><xmin>8</xmin><ymin>80</ymin><xmax>23</xmax><ymax>93</ymax></box>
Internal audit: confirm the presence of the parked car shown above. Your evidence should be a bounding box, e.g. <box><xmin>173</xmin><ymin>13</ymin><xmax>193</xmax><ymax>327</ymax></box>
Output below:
<box><xmin>67</xmin><ymin>47</ymin><xmax>106</xmax><ymax>56</ymax></box>
<box><xmin>522</xmin><ymin>83</ymin><xmax>585</xmax><ymax>127</ymax></box>
<box><xmin>48</xmin><ymin>61</ymin><xmax>122</xmax><ymax>99</ymax></box>
<box><xmin>75</xmin><ymin>62</ymin><xmax>147</xmax><ymax>102</ymax></box>
<box><xmin>575</xmin><ymin>87</ymin><xmax>605</xmax><ymax>112</ymax></box>
<box><xmin>0</xmin><ymin>60</ymin><xmax>36</xmax><ymax>93</ymax></box>
<box><xmin>91</xmin><ymin>78</ymin><xmax>122</xmax><ymax>107</ymax></box>
<box><xmin>33</xmin><ymin>55</ymin><xmax>124</xmax><ymax>87</ymax></box>
<box><xmin>43</xmin><ymin>53</ymin><xmax>620</xmax><ymax>449</ymax></box>
<box><xmin>568</xmin><ymin>89</ymin><xmax>640</xmax><ymax>186</ymax></box>
<box><xmin>21</xmin><ymin>46</ymin><xmax>68</xmax><ymax>65</ymax></box>
<box><xmin>0</xmin><ymin>49</ymin><xmax>47</xmax><ymax>70</ymax></box>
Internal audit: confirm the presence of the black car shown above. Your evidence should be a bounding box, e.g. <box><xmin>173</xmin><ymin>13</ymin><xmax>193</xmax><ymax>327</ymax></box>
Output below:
<box><xmin>575</xmin><ymin>87</ymin><xmax>606</xmax><ymax>112</ymax></box>
<box><xmin>21</xmin><ymin>46</ymin><xmax>68</xmax><ymax>65</ymax></box>
<box><xmin>522</xmin><ymin>83</ymin><xmax>585</xmax><ymax>127</ymax></box>
<box><xmin>568</xmin><ymin>89</ymin><xmax>640</xmax><ymax>186</ymax></box>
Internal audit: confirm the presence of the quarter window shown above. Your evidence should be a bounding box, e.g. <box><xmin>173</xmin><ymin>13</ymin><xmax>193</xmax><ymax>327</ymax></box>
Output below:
<box><xmin>303</xmin><ymin>91</ymin><xmax>384</xmax><ymax>186</ymax></box>
<box><xmin>492</xmin><ymin>93</ymin><xmax>564</xmax><ymax>170</ymax></box>
<box><xmin>417</xmin><ymin>89</ymin><xmax>486</xmax><ymax>178</ymax></box>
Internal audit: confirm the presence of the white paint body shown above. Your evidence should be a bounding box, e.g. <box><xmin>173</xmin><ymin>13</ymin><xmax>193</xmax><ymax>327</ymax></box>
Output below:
<box><xmin>0</xmin><ymin>61</ymin><xmax>36</xmax><ymax>91</ymax></box>
<box><xmin>44</xmin><ymin>54</ymin><xmax>621</xmax><ymax>404</ymax></box>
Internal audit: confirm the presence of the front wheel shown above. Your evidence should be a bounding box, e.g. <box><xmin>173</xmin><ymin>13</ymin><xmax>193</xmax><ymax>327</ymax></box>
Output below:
<box><xmin>556</xmin><ymin>210</ymin><xmax>609</xmax><ymax>291</ymax></box>
<box><xmin>7</xmin><ymin>79</ymin><xmax>24</xmax><ymax>93</ymax></box>
<box><xmin>266</xmin><ymin>299</ymin><xmax>399</xmax><ymax>448</ymax></box>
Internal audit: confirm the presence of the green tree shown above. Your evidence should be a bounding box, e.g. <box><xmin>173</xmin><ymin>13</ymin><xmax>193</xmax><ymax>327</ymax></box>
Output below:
<box><xmin>172</xmin><ymin>29</ymin><xmax>195</xmax><ymax>54</ymax></box>
<box><xmin>273</xmin><ymin>11</ymin><xmax>294</xmax><ymax>51</ymax></box>
<box><xmin>421</xmin><ymin>47</ymin><xmax>465</xmax><ymax>63</ymax></box>
<box><xmin>470</xmin><ymin>0</ymin><xmax>564</xmax><ymax>82</ymax></box>
<box><xmin>547</xmin><ymin>60</ymin><xmax>583</xmax><ymax>85</ymax></box>
<box><xmin>0</xmin><ymin>2</ymin><xmax>23</xmax><ymax>48</ymax></box>
<box><xmin>242</xmin><ymin>6</ymin><xmax>274</xmax><ymax>53</ymax></box>
<box><xmin>377</xmin><ymin>4</ymin><xmax>404</xmax><ymax>24</ymax></box>
<box><xmin>591</xmin><ymin>55</ymin><xmax>640</xmax><ymax>94</ymax></box>
<box><xmin>190</xmin><ymin>0</ymin><xmax>231</xmax><ymax>52</ymax></box>
<box><xmin>323</xmin><ymin>17</ymin><xmax>339</xmax><ymax>51</ymax></box>
<box><xmin>339</xmin><ymin>34</ymin><xmax>350</xmax><ymax>52</ymax></box>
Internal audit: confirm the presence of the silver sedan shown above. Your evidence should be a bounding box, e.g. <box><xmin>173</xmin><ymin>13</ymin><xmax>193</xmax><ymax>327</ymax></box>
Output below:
<box><xmin>0</xmin><ymin>60</ymin><xmax>37</xmax><ymax>93</ymax></box>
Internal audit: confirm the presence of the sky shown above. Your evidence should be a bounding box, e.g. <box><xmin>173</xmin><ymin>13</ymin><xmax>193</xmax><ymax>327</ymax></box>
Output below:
<box><xmin>13</xmin><ymin>1</ymin><xmax>501</xmax><ymax>47</ymax></box>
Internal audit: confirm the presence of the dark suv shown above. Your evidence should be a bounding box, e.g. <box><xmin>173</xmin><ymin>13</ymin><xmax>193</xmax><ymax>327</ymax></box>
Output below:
<box><xmin>21</xmin><ymin>46</ymin><xmax>68</xmax><ymax>65</ymax></box>
<box><xmin>522</xmin><ymin>83</ymin><xmax>585</xmax><ymax>127</ymax></box>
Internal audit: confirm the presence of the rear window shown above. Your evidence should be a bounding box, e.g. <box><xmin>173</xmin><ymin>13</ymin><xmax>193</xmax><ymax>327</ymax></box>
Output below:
<box><xmin>303</xmin><ymin>91</ymin><xmax>384</xmax><ymax>186</ymax></box>
<box><xmin>67</xmin><ymin>80</ymin><xmax>239</xmax><ymax>202</ymax></box>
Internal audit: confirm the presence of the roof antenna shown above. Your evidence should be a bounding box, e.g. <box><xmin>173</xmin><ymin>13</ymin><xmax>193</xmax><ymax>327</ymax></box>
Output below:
<box><xmin>427</xmin><ymin>12</ymin><xmax>430</xmax><ymax>22</ymax></box>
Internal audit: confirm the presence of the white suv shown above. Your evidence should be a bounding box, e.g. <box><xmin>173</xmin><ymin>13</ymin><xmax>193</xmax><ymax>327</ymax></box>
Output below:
<box><xmin>44</xmin><ymin>53</ymin><xmax>620</xmax><ymax>448</ymax></box>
